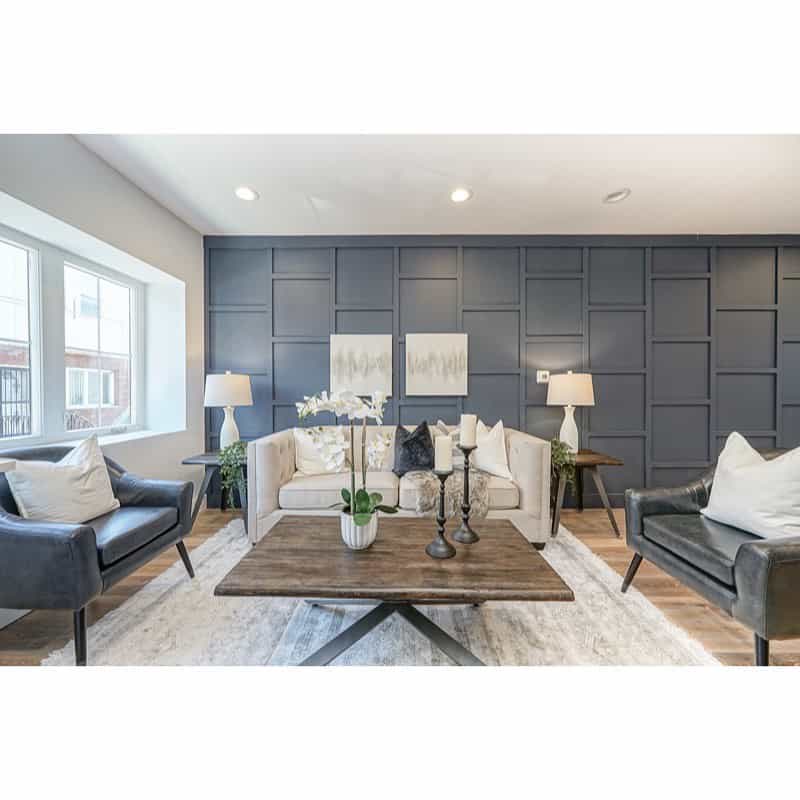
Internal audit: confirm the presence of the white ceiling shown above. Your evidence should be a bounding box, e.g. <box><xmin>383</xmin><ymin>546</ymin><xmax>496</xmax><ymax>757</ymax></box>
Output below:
<box><xmin>77</xmin><ymin>135</ymin><xmax>800</xmax><ymax>236</ymax></box>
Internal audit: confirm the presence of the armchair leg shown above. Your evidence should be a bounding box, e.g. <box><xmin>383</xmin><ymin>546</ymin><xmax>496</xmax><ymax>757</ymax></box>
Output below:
<box><xmin>621</xmin><ymin>553</ymin><xmax>643</xmax><ymax>593</ymax></box>
<box><xmin>73</xmin><ymin>608</ymin><xmax>87</xmax><ymax>666</ymax></box>
<box><xmin>755</xmin><ymin>634</ymin><xmax>769</xmax><ymax>666</ymax></box>
<box><xmin>176</xmin><ymin>541</ymin><xmax>195</xmax><ymax>579</ymax></box>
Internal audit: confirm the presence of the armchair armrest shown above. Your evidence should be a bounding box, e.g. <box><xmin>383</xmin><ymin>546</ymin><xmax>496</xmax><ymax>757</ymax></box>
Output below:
<box><xmin>505</xmin><ymin>430</ymin><xmax>551</xmax><ymax>537</ymax></box>
<box><xmin>0</xmin><ymin>511</ymin><xmax>102</xmax><ymax>610</ymax></box>
<box><xmin>115</xmin><ymin>473</ymin><xmax>193</xmax><ymax>537</ymax></box>
<box><xmin>247</xmin><ymin>430</ymin><xmax>296</xmax><ymax>542</ymax></box>
<box><xmin>624</xmin><ymin>477</ymin><xmax>712</xmax><ymax>547</ymax></box>
<box><xmin>733</xmin><ymin>536</ymin><xmax>800</xmax><ymax>640</ymax></box>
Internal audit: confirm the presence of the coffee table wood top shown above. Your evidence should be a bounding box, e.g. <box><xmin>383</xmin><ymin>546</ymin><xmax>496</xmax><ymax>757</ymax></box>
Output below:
<box><xmin>215</xmin><ymin>516</ymin><xmax>574</xmax><ymax>603</ymax></box>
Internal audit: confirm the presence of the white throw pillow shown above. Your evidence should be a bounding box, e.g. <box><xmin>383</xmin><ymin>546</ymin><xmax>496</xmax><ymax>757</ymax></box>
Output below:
<box><xmin>473</xmin><ymin>420</ymin><xmax>513</xmax><ymax>480</ymax></box>
<box><xmin>6</xmin><ymin>436</ymin><xmax>120</xmax><ymax>523</ymax></box>
<box><xmin>293</xmin><ymin>426</ymin><xmax>349</xmax><ymax>476</ymax></box>
<box><xmin>701</xmin><ymin>432</ymin><xmax>800</xmax><ymax>539</ymax></box>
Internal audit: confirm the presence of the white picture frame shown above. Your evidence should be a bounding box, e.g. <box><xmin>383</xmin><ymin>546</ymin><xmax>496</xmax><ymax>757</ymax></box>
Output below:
<box><xmin>330</xmin><ymin>334</ymin><xmax>392</xmax><ymax>396</ymax></box>
<box><xmin>405</xmin><ymin>333</ymin><xmax>468</xmax><ymax>396</ymax></box>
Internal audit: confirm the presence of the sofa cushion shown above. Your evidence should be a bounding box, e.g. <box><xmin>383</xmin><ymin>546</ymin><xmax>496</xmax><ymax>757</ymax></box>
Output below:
<box><xmin>398</xmin><ymin>472</ymin><xmax>519</xmax><ymax>511</ymax></box>
<box><xmin>279</xmin><ymin>471</ymin><xmax>399</xmax><ymax>510</ymax></box>
<box><xmin>488</xmin><ymin>475</ymin><xmax>519</xmax><ymax>510</ymax></box>
<box><xmin>89</xmin><ymin>506</ymin><xmax>178</xmax><ymax>567</ymax></box>
<box><xmin>643</xmin><ymin>513</ymin><xmax>760</xmax><ymax>586</ymax></box>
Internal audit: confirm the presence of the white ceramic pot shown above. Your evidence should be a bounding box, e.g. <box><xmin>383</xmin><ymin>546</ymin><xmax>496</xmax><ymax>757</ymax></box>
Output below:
<box><xmin>340</xmin><ymin>512</ymin><xmax>378</xmax><ymax>550</ymax></box>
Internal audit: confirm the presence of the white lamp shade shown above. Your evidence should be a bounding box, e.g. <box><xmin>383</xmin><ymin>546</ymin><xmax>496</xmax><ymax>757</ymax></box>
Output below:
<box><xmin>204</xmin><ymin>372</ymin><xmax>253</xmax><ymax>407</ymax></box>
<box><xmin>547</xmin><ymin>372</ymin><xmax>595</xmax><ymax>407</ymax></box>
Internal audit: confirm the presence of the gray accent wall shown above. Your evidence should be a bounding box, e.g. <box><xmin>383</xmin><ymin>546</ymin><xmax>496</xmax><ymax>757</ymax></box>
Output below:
<box><xmin>205</xmin><ymin>236</ymin><xmax>800</xmax><ymax>507</ymax></box>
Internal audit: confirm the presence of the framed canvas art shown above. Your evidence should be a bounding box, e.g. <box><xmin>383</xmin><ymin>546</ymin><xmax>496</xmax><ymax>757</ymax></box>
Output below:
<box><xmin>330</xmin><ymin>334</ymin><xmax>392</xmax><ymax>396</ymax></box>
<box><xmin>405</xmin><ymin>333</ymin><xmax>468</xmax><ymax>396</ymax></box>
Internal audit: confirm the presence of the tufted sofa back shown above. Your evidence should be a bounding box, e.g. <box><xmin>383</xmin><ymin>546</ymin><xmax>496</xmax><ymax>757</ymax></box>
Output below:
<box><xmin>293</xmin><ymin>422</ymin><xmax>524</xmax><ymax>472</ymax></box>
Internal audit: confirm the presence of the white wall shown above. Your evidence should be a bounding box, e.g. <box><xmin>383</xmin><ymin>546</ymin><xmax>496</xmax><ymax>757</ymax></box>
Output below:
<box><xmin>0</xmin><ymin>135</ymin><xmax>205</xmax><ymax>484</ymax></box>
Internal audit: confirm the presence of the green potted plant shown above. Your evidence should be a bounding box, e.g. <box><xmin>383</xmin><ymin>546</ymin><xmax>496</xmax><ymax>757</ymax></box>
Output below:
<box><xmin>550</xmin><ymin>437</ymin><xmax>576</xmax><ymax>514</ymax></box>
<box><xmin>219</xmin><ymin>440</ymin><xmax>247</xmax><ymax>511</ymax></box>
<box><xmin>296</xmin><ymin>390</ymin><xmax>397</xmax><ymax>549</ymax></box>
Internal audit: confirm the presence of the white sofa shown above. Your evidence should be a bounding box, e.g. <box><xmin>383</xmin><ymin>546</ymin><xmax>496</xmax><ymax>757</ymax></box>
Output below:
<box><xmin>246</xmin><ymin>425</ymin><xmax>551</xmax><ymax>546</ymax></box>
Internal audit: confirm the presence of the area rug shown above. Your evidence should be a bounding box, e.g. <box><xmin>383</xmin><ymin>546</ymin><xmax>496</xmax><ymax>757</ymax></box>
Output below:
<box><xmin>43</xmin><ymin>519</ymin><xmax>719</xmax><ymax>666</ymax></box>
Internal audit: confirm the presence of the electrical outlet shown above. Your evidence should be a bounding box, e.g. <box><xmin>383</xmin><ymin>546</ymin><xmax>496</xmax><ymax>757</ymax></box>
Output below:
<box><xmin>536</xmin><ymin>370</ymin><xmax>550</xmax><ymax>384</ymax></box>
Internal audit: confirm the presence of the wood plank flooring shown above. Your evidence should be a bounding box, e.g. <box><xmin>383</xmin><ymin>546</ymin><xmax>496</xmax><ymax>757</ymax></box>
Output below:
<box><xmin>1</xmin><ymin>508</ymin><xmax>797</xmax><ymax>666</ymax></box>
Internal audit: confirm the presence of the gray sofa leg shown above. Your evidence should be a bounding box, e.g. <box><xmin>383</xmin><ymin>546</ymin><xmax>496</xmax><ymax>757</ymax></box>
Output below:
<box><xmin>176</xmin><ymin>541</ymin><xmax>195</xmax><ymax>579</ymax></box>
<box><xmin>755</xmin><ymin>634</ymin><xmax>769</xmax><ymax>666</ymax></box>
<box><xmin>73</xmin><ymin>608</ymin><xmax>87</xmax><ymax>666</ymax></box>
<box><xmin>621</xmin><ymin>553</ymin><xmax>643</xmax><ymax>593</ymax></box>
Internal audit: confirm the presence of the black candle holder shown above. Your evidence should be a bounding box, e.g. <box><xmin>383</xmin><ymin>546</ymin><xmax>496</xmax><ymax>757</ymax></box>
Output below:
<box><xmin>426</xmin><ymin>469</ymin><xmax>456</xmax><ymax>559</ymax></box>
<box><xmin>452</xmin><ymin>444</ymin><xmax>479</xmax><ymax>544</ymax></box>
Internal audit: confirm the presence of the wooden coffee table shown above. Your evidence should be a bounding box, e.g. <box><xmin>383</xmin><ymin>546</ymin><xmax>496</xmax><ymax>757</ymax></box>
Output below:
<box><xmin>215</xmin><ymin>515</ymin><xmax>574</xmax><ymax>666</ymax></box>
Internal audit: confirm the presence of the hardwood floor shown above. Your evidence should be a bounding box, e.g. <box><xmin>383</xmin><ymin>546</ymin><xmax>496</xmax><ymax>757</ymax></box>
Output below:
<box><xmin>1</xmin><ymin>507</ymin><xmax>797</xmax><ymax>666</ymax></box>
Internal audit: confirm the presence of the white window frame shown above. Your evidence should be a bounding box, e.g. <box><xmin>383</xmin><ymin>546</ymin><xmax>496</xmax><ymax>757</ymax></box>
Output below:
<box><xmin>63</xmin><ymin>260</ymin><xmax>139</xmax><ymax>435</ymax></box>
<box><xmin>65</xmin><ymin>367</ymin><xmax>116</xmax><ymax>409</ymax></box>
<box><xmin>0</xmin><ymin>234</ymin><xmax>42</xmax><ymax>441</ymax></box>
<box><xmin>0</xmin><ymin>221</ymin><xmax>144</xmax><ymax>446</ymax></box>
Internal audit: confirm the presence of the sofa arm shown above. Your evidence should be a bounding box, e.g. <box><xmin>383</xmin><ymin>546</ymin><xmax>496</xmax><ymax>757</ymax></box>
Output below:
<box><xmin>115</xmin><ymin>473</ymin><xmax>193</xmax><ymax>537</ymax></box>
<box><xmin>247</xmin><ymin>430</ymin><xmax>295</xmax><ymax>540</ymax></box>
<box><xmin>506</xmin><ymin>430</ymin><xmax>551</xmax><ymax>534</ymax></box>
<box><xmin>624</xmin><ymin>480</ymin><xmax>710</xmax><ymax>547</ymax></box>
<box><xmin>732</xmin><ymin>536</ymin><xmax>800</xmax><ymax>640</ymax></box>
<box><xmin>0</xmin><ymin>511</ymin><xmax>102</xmax><ymax>610</ymax></box>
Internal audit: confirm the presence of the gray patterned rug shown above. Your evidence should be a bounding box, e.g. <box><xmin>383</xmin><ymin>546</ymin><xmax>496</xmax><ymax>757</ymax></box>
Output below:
<box><xmin>43</xmin><ymin>519</ymin><xmax>718</xmax><ymax>666</ymax></box>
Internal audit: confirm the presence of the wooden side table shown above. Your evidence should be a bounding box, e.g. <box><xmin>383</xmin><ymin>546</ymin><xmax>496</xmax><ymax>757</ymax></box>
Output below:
<box><xmin>182</xmin><ymin>452</ymin><xmax>247</xmax><ymax>534</ymax></box>
<box><xmin>551</xmin><ymin>449</ymin><xmax>623</xmax><ymax>537</ymax></box>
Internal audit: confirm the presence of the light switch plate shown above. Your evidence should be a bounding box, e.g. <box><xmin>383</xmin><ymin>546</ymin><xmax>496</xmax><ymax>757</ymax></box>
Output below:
<box><xmin>536</xmin><ymin>369</ymin><xmax>550</xmax><ymax>384</ymax></box>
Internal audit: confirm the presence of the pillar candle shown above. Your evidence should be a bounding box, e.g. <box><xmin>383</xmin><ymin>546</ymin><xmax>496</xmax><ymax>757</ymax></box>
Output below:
<box><xmin>460</xmin><ymin>414</ymin><xmax>477</xmax><ymax>448</ymax></box>
<box><xmin>435</xmin><ymin>435</ymin><xmax>453</xmax><ymax>472</ymax></box>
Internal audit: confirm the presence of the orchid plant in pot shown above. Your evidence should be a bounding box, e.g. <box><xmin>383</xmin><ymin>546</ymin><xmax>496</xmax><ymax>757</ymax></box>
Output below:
<box><xmin>296</xmin><ymin>389</ymin><xmax>397</xmax><ymax>549</ymax></box>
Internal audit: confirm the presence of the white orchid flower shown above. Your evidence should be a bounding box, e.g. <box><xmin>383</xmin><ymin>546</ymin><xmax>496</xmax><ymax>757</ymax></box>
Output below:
<box><xmin>366</xmin><ymin>431</ymin><xmax>392</xmax><ymax>469</ymax></box>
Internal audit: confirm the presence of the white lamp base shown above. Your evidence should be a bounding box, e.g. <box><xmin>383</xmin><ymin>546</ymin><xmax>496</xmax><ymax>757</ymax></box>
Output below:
<box><xmin>219</xmin><ymin>406</ymin><xmax>240</xmax><ymax>450</ymax></box>
<box><xmin>559</xmin><ymin>405</ymin><xmax>579</xmax><ymax>453</ymax></box>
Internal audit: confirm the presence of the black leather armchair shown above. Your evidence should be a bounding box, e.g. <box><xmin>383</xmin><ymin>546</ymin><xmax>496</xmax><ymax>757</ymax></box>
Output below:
<box><xmin>0</xmin><ymin>445</ymin><xmax>195</xmax><ymax>665</ymax></box>
<box><xmin>622</xmin><ymin>450</ymin><xmax>800</xmax><ymax>665</ymax></box>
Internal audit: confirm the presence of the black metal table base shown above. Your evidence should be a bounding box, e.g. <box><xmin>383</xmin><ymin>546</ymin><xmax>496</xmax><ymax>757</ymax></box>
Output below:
<box><xmin>299</xmin><ymin>602</ymin><xmax>485</xmax><ymax>666</ymax></box>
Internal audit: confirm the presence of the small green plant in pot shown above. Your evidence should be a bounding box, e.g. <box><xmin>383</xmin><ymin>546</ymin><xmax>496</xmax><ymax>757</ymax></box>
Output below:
<box><xmin>219</xmin><ymin>440</ymin><xmax>247</xmax><ymax>511</ymax></box>
<box><xmin>550</xmin><ymin>437</ymin><xmax>576</xmax><ymax>514</ymax></box>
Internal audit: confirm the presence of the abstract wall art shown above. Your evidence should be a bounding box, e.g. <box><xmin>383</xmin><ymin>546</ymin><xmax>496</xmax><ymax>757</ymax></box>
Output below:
<box><xmin>330</xmin><ymin>334</ymin><xmax>392</xmax><ymax>396</ymax></box>
<box><xmin>406</xmin><ymin>333</ymin><xmax>468</xmax><ymax>396</ymax></box>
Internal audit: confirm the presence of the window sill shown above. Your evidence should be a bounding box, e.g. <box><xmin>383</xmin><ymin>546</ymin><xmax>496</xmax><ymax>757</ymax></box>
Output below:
<box><xmin>1</xmin><ymin>428</ymin><xmax>185</xmax><ymax>452</ymax></box>
<box><xmin>63</xmin><ymin>429</ymin><xmax>187</xmax><ymax>449</ymax></box>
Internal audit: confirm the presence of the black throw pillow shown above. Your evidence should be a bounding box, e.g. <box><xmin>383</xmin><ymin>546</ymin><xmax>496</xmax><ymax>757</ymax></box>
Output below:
<box><xmin>393</xmin><ymin>422</ymin><xmax>435</xmax><ymax>477</ymax></box>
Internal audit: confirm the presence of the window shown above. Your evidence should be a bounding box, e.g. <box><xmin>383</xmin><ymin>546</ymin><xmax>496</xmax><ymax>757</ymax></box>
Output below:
<box><xmin>64</xmin><ymin>264</ymin><xmax>134</xmax><ymax>432</ymax></box>
<box><xmin>0</xmin><ymin>238</ymin><xmax>38</xmax><ymax>440</ymax></box>
<box><xmin>66</xmin><ymin>368</ymin><xmax>115</xmax><ymax>408</ymax></box>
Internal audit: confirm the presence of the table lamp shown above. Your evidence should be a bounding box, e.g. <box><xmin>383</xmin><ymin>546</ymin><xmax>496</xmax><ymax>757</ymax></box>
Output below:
<box><xmin>204</xmin><ymin>371</ymin><xmax>253</xmax><ymax>449</ymax></box>
<box><xmin>546</xmin><ymin>371</ymin><xmax>594</xmax><ymax>453</ymax></box>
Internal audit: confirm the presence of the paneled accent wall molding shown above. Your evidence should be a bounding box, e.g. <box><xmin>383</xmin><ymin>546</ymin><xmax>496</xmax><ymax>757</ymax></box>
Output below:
<box><xmin>205</xmin><ymin>236</ymin><xmax>800</xmax><ymax>507</ymax></box>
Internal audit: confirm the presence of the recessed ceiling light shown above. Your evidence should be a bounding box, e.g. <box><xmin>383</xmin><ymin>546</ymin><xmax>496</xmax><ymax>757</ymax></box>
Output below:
<box><xmin>450</xmin><ymin>187</ymin><xmax>472</xmax><ymax>203</ymax></box>
<box><xmin>235</xmin><ymin>186</ymin><xmax>259</xmax><ymax>201</ymax></box>
<box><xmin>603</xmin><ymin>188</ymin><xmax>631</xmax><ymax>204</ymax></box>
